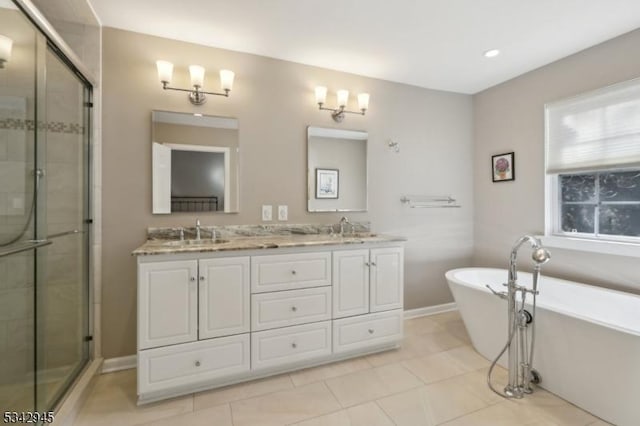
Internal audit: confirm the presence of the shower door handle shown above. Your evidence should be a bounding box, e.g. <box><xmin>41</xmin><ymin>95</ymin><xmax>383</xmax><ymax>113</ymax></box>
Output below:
<box><xmin>47</xmin><ymin>229</ymin><xmax>81</xmax><ymax>239</ymax></box>
<box><xmin>0</xmin><ymin>240</ymin><xmax>53</xmax><ymax>258</ymax></box>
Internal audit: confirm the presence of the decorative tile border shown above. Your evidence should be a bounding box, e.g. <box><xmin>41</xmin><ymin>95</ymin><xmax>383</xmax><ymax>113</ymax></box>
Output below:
<box><xmin>0</xmin><ymin>118</ymin><xmax>84</xmax><ymax>134</ymax></box>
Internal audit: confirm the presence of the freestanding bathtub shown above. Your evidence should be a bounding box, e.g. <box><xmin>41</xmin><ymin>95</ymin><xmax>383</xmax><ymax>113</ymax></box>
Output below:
<box><xmin>445</xmin><ymin>267</ymin><xmax>640</xmax><ymax>426</ymax></box>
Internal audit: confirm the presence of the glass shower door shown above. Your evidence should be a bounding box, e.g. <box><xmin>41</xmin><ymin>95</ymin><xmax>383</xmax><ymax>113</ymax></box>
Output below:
<box><xmin>0</xmin><ymin>4</ymin><xmax>40</xmax><ymax>414</ymax></box>
<box><xmin>35</xmin><ymin>46</ymin><xmax>91</xmax><ymax>412</ymax></box>
<box><xmin>0</xmin><ymin>2</ymin><xmax>91</xmax><ymax>415</ymax></box>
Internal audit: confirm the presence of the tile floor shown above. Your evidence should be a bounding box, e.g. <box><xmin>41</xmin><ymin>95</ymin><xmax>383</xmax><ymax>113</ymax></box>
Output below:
<box><xmin>73</xmin><ymin>311</ymin><xmax>610</xmax><ymax>426</ymax></box>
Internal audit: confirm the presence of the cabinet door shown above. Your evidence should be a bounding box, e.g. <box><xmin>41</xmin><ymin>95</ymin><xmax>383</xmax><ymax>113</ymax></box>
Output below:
<box><xmin>370</xmin><ymin>247</ymin><xmax>404</xmax><ymax>312</ymax></box>
<box><xmin>138</xmin><ymin>260</ymin><xmax>198</xmax><ymax>350</ymax></box>
<box><xmin>199</xmin><ymin>257</ymin><xmax>250</xmax><ymax>340</ymax></box>
<box><xmin>333</xmin><ymin>249</ymin><xmax>370</xmax><ymax>319</ymax></box>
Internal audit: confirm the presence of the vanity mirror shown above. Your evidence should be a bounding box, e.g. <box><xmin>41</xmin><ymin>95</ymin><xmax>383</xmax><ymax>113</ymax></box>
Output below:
<box><xmin>152</xmin><ymin>110</ymin><xmax>239</xmax><ymax>214</ymax></box>
<box><xmin>307</xmin><ymin>126</ymin><xmax>368</xmax><ymax>212</ymax></box>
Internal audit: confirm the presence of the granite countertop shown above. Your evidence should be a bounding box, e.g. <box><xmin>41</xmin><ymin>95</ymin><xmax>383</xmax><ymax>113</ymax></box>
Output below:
<box><xmin>132</xmin><ymin>232</ymin><xmax>406</xmax><ymax>256</ymax></box>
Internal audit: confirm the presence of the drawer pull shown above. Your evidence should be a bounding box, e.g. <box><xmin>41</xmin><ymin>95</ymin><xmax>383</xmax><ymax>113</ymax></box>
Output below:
<box><xmin>291</xmin><ymin>270</ymin><xmax>297</xmax><ymax>275</ymax></box>
<box><xmin>291</xmin><ymin>306</ymin><xmax>297</xmax><ymax>312</ymax></box>
<box><xmin>291</xmin><ymin>342</ymin><xmax>297</xmax><ymax>349</ymax></box>
<box><xmin>368</xmin><ymin>329</ymin><xmax>375</xmax><ymax>334</ymax></box>
<box><xmin>195</xmin><ymin>360</ymin><xmax>201</xmax><ymax>367</ymax></box>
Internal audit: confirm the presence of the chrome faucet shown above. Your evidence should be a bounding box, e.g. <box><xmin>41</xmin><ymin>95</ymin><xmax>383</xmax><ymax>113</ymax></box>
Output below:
<box><xmin>487</xmin><ymin>234</ymin><xmax>551</xmax><ymax>400</ymax></box>
<box><xmin>339</xmin><ymin>216</ymin><xmax>350</xmax><ymax>235</ymax></box>
<box><xmin>195</xmin><ymin>219</ymin><xmax>201</xmax><ymax>241</ymax></box>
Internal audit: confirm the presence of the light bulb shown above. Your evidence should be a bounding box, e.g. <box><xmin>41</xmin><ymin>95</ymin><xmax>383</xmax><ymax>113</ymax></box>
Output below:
<box><xmin>156</xmin><ymin>60</ymin><xmax>173</xmax><ymax>84</ymax></box>
<box><xmin>189</xmin><ymin>65</ymin><xmax>205</xmax><ymax>88</ymax></box>
<box><xmin>219</xmin><ymin>69</ymin><xmax>234</xmax><ymax>91</ymax></box>
<box><xmin>315</xmin><ymin>86</ymin><xmax>327</xmax><ymax>105</ymax></box>
<box><xmin>336</xmin><ymin>90</ymin><xmax>349</xmax><ymax>108</ymax></box>
<box><xmin>357</xmin><ymin>93</ymin><xmax>370</xmax><ymax>111</ymax></box>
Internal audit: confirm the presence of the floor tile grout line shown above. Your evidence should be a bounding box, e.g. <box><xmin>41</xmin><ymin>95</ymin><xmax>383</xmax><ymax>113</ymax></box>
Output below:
<box><xmin>229</xmin><ymin>401</ymin><xmax>235</xmax><ymax>426</ymax></box>
<box><xmin>288</xmin><ymin>359</ymin><xmax>374</xmax><ymax>388</ymax></box>
<box><xmin>321</xmin><ymin>378</ymin><xmax>345</xmax><ymax>409</ymax></box>
<box><xmin>373</xmin><ymin>399</ymin><xmax>399</xmax><ymax>426</ymax></box>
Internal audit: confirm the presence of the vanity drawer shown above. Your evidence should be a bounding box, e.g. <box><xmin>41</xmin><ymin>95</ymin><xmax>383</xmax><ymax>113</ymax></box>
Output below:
<box><xmin>333</xmin><ymin>310</ymin><xmax>403</xmax><ymax>354</ymax></box>
<box><xmin>251</xmin><ymin>321</ymin><xmax>332</xmax><ymax>370</ymax></box>
<box><xmin>251</xmin><ymin>252</ymin><xmax>331</xmax><ymax>293</ymax></box>
<box><xmin>252</xmin><ymin>286</ymin><xmax>332</xmax><ymax>331</ymax></box>
<box><xmin>138</xmin><ymin>334</ymin><xmax>250</xmax><ymax>394</ymax></box>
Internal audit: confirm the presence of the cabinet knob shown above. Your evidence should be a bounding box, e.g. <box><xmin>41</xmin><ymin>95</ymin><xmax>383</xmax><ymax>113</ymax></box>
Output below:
<box><xmin>368</xmin><ymin>329</ymin><xmax>375</xmax><ymax>334</ymax></box>
<box><xmin>371</xmin><ymin>262</ymin><xmax>377</xmax><ymax>267</ymax></box>
<box><xmin>291</xmin><ymin>270</ymin><xmax>297</xmax><ymax>275</ymax></box>
<box><xmin>291</xmin><ymin>306</ymin><xmax>297</xmax><ymax>312</ymax></box>
<box><xmin>199</xmin><ymin>276</ymin><xmax>205</xmax><ymax>281</ymax></box>
<box><xmin>291</xmin><ymin>342</ymin><xmax>297</xmax><ymax>349</ymax></box>
<box><xmin>195</xmin><ymin>361</ymin><xmax>201</xmax><ymax>367</ymax></box>
<box><xmin>365</xmin><ymin>262</ymin><xmax>370</xmax><ymax>267</ymax></box>
<box><xmin>190</xmin><ymin>277</ymin><xmax>196</xmax><ymax>282</ymax></box>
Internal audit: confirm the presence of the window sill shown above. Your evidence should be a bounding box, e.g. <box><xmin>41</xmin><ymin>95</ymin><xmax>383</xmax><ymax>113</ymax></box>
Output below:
<box><xmin>539</xmin><ymin>235</ymin><xmax>640</xmax><ymax>259</ymax></box>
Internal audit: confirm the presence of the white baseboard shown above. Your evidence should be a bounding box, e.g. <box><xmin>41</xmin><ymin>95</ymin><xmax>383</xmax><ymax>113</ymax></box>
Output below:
<box><xmin>101</xmin><ymin>355</ymin><xmax>136</xmax><ymax>373</ymax></box>
<box><xmin>404</xmin><ymin>302</ymin><xmax>457</xmax><ymax>319</ymax></box>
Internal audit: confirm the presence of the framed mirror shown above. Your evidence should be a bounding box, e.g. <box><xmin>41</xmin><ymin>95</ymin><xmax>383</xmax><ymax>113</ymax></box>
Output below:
<box><xmin>307</xmin><ymin>126</ymin><xmax>368</xmax><ymax>212</ymax></box>
<box><xmin>152</xmin><ymin>111</ymin><xmax>239</xmax><ymax>214</ymax></box>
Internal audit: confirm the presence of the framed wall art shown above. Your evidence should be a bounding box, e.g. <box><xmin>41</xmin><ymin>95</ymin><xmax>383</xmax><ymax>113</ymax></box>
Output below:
<box><xmin>316</xmin><ymin>168</ymin><xmax>339</xmax><ymax>198</ymax></box>
<box><xmin>492</xmin><ymin>152</ymin><xmax>515</xmax><ymax>182</ymax></box>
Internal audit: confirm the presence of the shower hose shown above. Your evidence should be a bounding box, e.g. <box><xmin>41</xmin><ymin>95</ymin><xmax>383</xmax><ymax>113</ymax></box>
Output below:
<box><xmin>0</xmin><ymin>169</ymin><xmax>41</xmax><ymax>247</ymax></box>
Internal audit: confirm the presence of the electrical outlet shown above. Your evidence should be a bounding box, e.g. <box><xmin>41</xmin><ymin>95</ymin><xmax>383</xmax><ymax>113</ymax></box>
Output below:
<box><xmin>278</xmin><ymin>205</ymin><xmax>288</xmax><ymax>221</ymax></box>
<box><xmin>261</xmin><ymin>205</ymin><xmax>272</xmax><ymax>221</ymax></box>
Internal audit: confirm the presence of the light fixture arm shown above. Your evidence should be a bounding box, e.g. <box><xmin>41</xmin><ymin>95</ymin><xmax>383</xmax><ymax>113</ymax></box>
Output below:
<box><xmin>318</xmin><ymin>103</ymin><xmax>366</xmax><ymax>123</ymax></box>
<box><xmin>161</xmin><ymin>81</ymin><xmax>230</xmax><ymax>105</ymax></box>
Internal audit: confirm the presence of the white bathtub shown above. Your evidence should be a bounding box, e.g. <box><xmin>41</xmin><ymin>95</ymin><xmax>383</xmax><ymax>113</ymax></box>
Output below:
<box><xmin>445</xmin><ymin>267</ymin><xmax>640</xmax><ymax>426</ymax></box>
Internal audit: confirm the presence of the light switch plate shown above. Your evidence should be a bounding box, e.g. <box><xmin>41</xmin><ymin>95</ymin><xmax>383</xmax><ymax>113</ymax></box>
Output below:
<box><xmin>261</xmin><ymin>205</ymin><xmax>272</xmax><ymax>221</ymax></box>
<box><xmin>278</xmin><ymin>205</ymin><xmax>288</xmax><ymax>221</ymax></box>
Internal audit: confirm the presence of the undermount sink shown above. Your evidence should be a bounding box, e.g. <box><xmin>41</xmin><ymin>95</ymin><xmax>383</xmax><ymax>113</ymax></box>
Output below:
<box><xmin>161</xmin><ymin>239</ymin><xmax>229</xmax><ymax>246</ymax></box>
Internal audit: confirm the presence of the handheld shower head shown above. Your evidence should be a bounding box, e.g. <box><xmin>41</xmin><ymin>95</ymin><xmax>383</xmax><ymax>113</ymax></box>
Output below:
<box><xmin>532</xmin><ymin>247</ymin><xmax>551</xmax><ymax>264</ymax></box>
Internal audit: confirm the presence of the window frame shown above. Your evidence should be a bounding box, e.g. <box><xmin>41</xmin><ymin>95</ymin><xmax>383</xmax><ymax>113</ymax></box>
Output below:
<box><xmin>544</xmin><ymin>171</ymin><xmax>640</xmax><ymax>258</ymax></box>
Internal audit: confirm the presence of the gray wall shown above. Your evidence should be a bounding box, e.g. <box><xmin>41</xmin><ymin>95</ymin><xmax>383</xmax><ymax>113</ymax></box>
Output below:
<box><xmin>473</xmin><ymin>28</ymin><xmax>640</xmax><ymax>294</ymax></box>
<box><xmin>102</xmin><ymin>28</ymin><xmax>474</xmax><ymax>359</ymax></box>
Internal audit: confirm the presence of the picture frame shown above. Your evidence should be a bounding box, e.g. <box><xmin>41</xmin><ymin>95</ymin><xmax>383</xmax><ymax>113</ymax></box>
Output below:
<box><xmin>492</xmin><ymin>152</ymin><xmax>515</xmax><ymax>182</ymax></box>
<box><xmin>315</xmin><ymin>168</ymin><xmax>339</xmax><ymax>199</ymax></box>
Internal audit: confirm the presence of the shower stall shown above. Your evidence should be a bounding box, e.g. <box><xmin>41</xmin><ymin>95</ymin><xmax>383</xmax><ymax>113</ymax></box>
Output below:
<box><xmin>0</xmin><ymin>1</ymin><xmax>93</xmax><ymax>416</ymax></box>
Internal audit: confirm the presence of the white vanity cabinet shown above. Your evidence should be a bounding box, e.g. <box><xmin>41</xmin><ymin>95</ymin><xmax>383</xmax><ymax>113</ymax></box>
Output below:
<box><xmin>138</xmin><ymin>260</ymin><xmax>198</xmax><ymax>350</ymax></box>
<box><xmin>369</xmin><ymin>247</ymin><xmax>404</xmax><ymax>312</ymax></box>
<box><xmin>333</xmin><ymin>247</ymin><xmax>404</xmax><ymax>318</ymax></box>
<box><xmin>136</xmin><ymin>242</ymin><xmax>404</xmax><ymax>404</ymax></box>
<box><xmin>199</xmin><ymin>257</ymin><xmax>250</xmax><ymax>339</ymax></box>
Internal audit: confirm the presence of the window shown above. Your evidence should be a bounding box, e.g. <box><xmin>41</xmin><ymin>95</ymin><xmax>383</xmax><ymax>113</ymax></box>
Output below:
<box><xmin>558</xmin><ymin>170</ymin><xmax>640</xmax><ymax>238</ymax></box>
<box><xmin>546</xmin><ymin>78</ymin><xmax>640</xmax><ymax>243</ymax></box>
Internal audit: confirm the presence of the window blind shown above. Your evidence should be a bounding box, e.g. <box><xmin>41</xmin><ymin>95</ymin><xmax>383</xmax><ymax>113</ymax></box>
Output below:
<box><xmin>545</xmin><ymin>78</ymin><xmax>640</xmax><ymax>174</ymax></box>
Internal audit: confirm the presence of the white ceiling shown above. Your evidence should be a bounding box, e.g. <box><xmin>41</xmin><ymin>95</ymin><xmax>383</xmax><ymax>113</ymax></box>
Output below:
<box><xmin>87</xmin><ymin>0</ymin><xmax>640</xmax><ymax>94</ymax></box>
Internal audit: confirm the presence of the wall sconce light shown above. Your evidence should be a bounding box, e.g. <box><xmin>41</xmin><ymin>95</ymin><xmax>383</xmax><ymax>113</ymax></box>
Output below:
<box><xmin>315</xmin><ymin>86</ymin><xmax>369</xmax><ymax>122</ymax></box>
<box><xmin>0</xmin><ymin>35</ymin><xmax>13</xmax><ymax>69</ymax></box>
<box><xmin>156</xmin><ymin>60</ymin><xmax>235</xmax><ymax>105</ymax></box>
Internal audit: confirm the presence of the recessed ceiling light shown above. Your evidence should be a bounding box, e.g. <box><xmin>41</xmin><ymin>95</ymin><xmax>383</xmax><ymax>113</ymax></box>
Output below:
<box><xmin>484</xmin><ymin>49</ymin><xmax>500</xmax><ymax>58</ymax></box>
